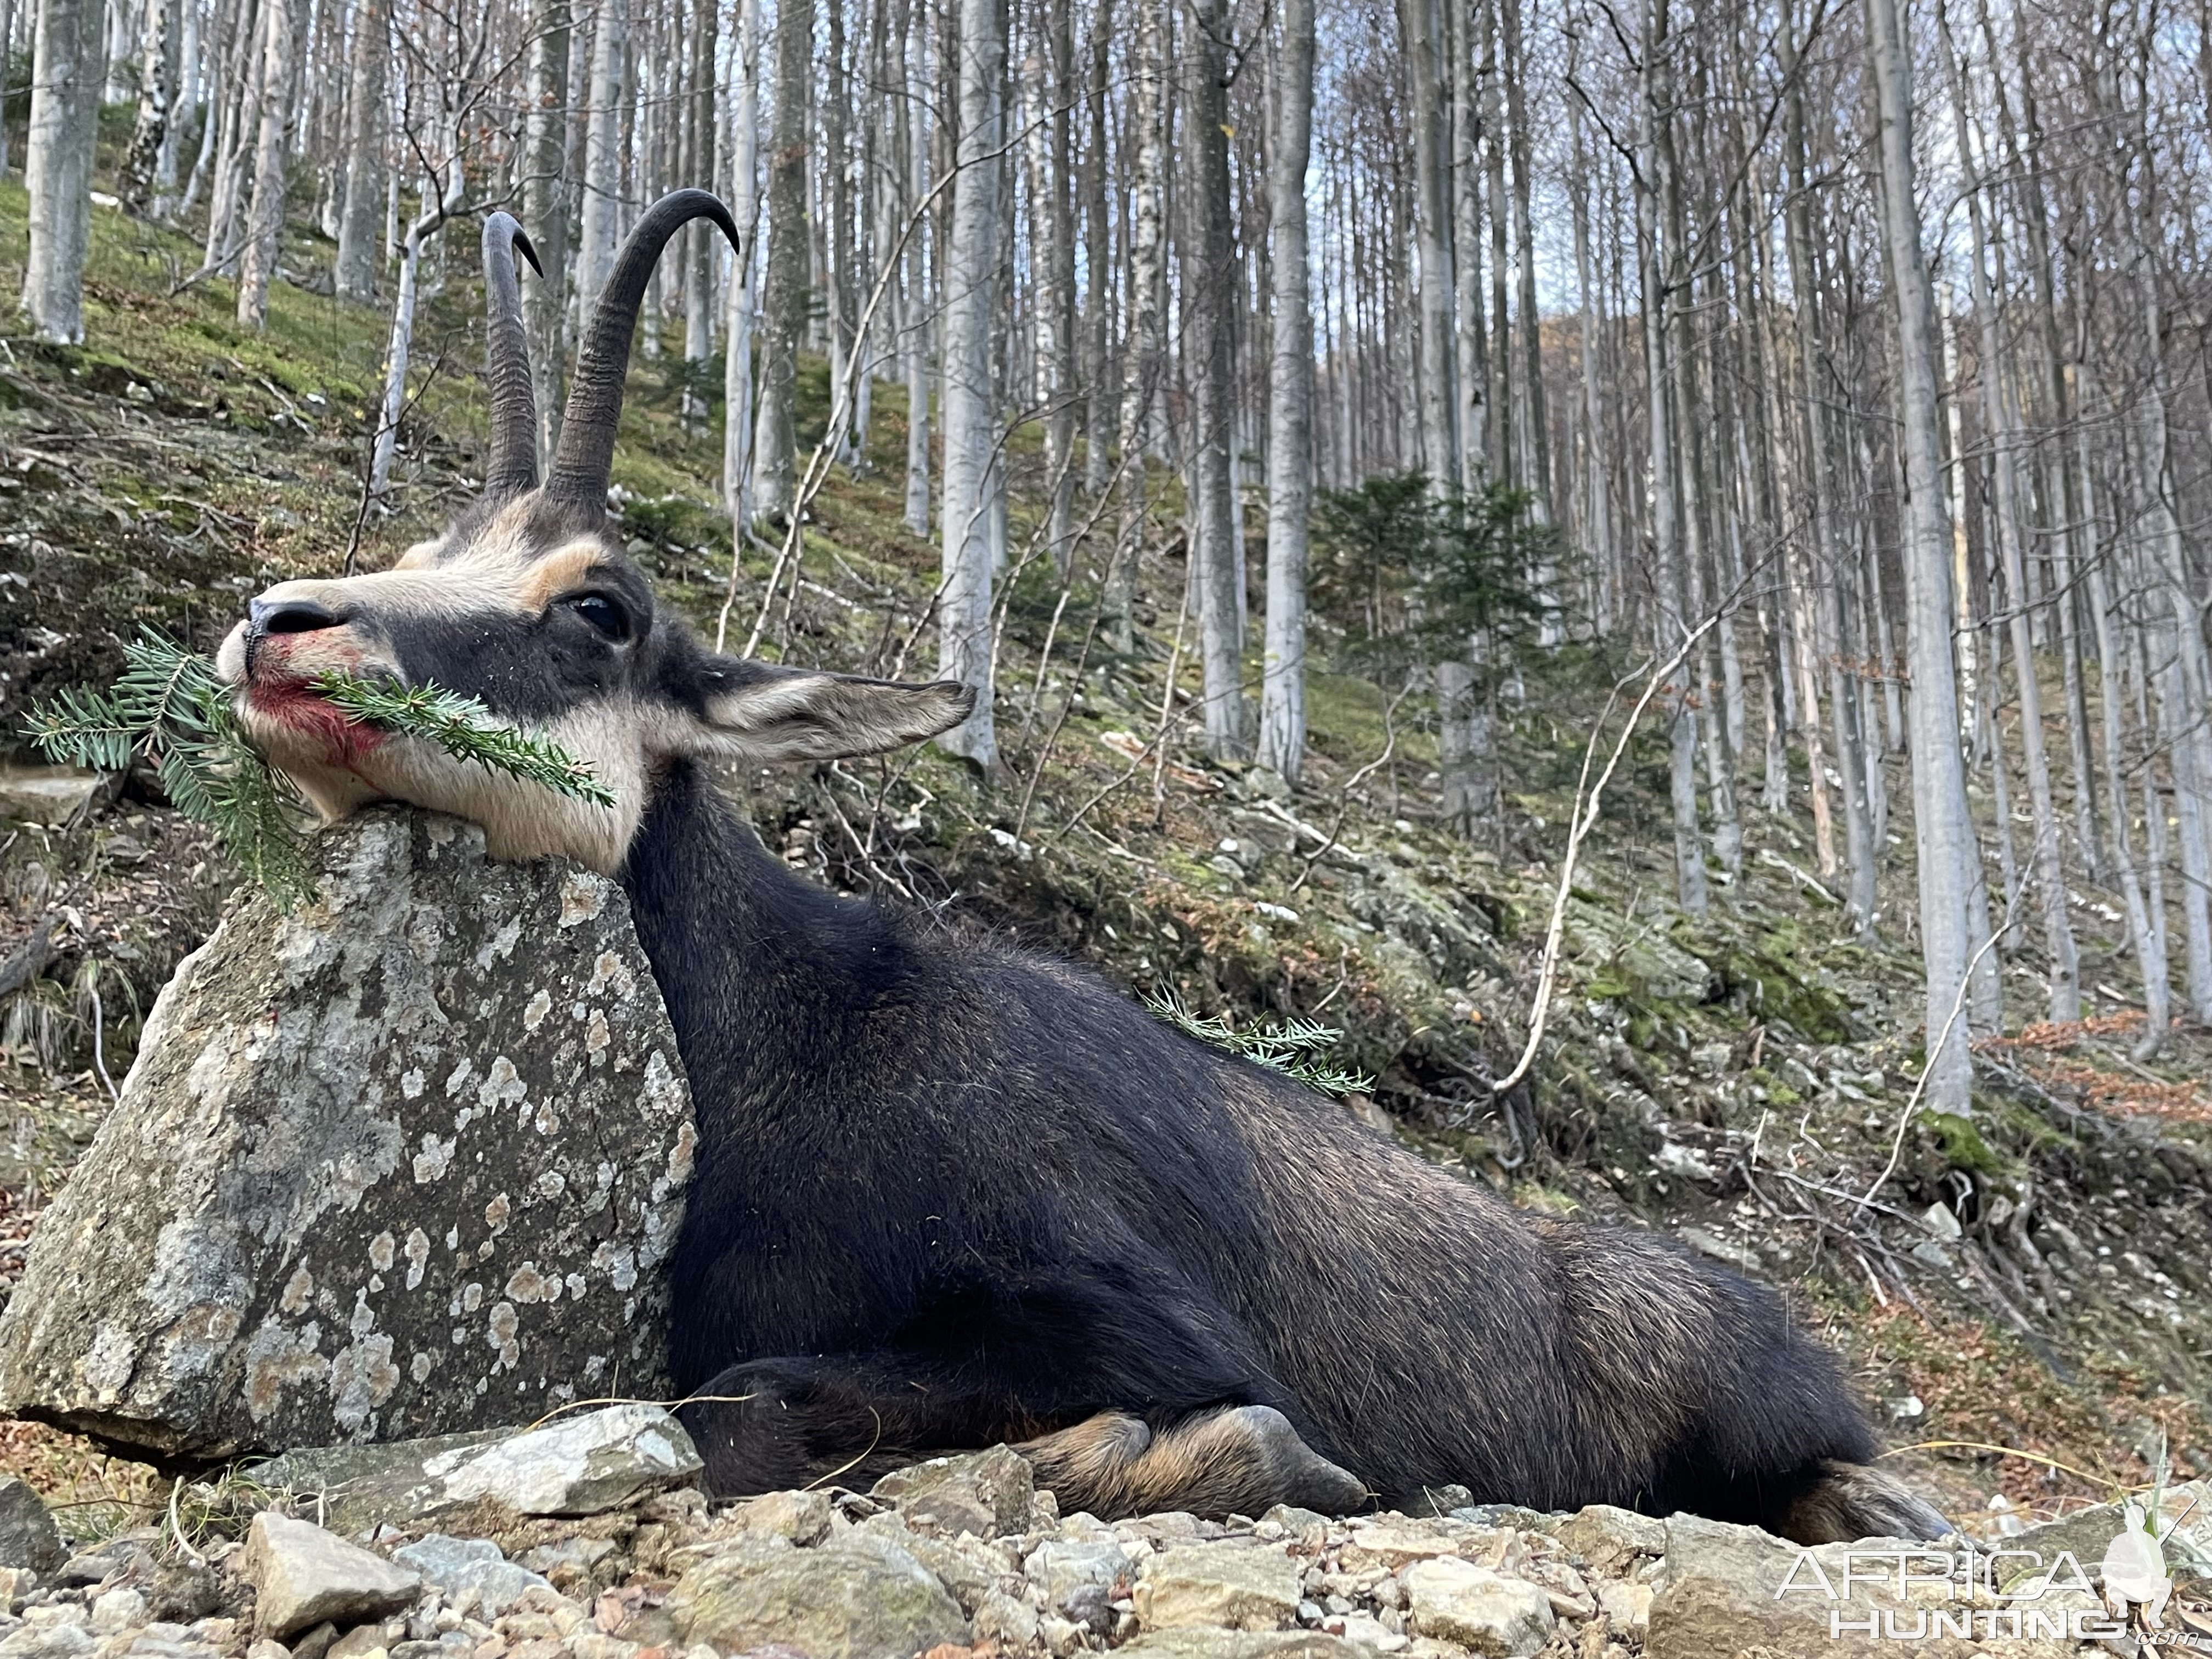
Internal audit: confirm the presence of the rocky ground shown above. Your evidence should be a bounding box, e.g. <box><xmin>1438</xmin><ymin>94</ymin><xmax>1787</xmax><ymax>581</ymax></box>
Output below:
<box><xmin>0</xmin><ymin>1408</ymin><xmax>2204</xmax><ymax>1659</ymax></box>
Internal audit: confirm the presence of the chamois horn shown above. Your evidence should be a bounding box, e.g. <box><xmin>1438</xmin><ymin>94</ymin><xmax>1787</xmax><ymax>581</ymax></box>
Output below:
<box><xmin>547</xmin><ymin>189</ymin><xmax>743</xmax><ymax>508</ymax></box>
<box><xmin>482</xmin><ymin>212</ymin><xmax>545</xmax><ymax>498</ymax></box>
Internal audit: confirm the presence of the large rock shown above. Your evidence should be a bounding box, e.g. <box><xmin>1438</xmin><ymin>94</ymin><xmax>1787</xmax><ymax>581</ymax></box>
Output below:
<box><xmin>0</xmin><ymin>808</ymin><xmax>694</xmax><ymax>1460</ymax></box>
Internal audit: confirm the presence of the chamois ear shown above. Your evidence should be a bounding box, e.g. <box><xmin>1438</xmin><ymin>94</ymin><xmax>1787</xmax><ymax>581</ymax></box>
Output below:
<box><xmin>682</xmin><ymin>657</ymin><xmax>976</xmax><ymax>763</ymax></box>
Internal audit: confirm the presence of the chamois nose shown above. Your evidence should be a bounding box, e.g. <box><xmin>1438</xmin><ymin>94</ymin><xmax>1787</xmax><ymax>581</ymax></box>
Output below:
<box><xmin>250</xmin><ymin>596</ymin><xmax>343</xmax><ymax>635</ymax></box>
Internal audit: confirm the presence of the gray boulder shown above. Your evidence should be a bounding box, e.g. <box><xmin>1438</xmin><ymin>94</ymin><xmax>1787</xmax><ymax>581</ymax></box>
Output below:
<box><xmin>0</xmin><ymin>808</ymin><xmax>694</xmax><ymax>1461</ymax></box>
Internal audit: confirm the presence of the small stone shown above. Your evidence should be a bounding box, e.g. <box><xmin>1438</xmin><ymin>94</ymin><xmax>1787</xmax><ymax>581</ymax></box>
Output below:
<box><xmin>0</xmin><ymin>1487</ymin><xmax>61</xmax><ymax>1578</ymax></box>
<box><xmin>290</xmin><ymin>1622</ymin><xmax>341</xmax><ymax>1659</ymax></box>
<box><xmin>1400</xmin><ymin>1560</ymin><xmax>1553</xmax><ymax>1659</ymax></box>
<box><xmin>88</xmin><ymin>1593</ymin><xmax>144</xmax><ymax>1635</ymax></box>
<box><xmin>1116</xmin><ymin>1632</ymin><xmax>1364</xmax><ymax>1659</ymax></box>
<box><xmin>390</xmin><ymin>1539</ymin><xmax>548</xmax><ymax>1620</ymax></box>
<box><xmin>969</xmin><ymin>1588</ymin><xmax>1039</xmax><ymax>1653</ymax></box>
<box><xmin>731</xmin><ymin>1491</ymin><xmax>834</xmax><ymax>1547</ymax></box>
<box><xmin>57</xmin><ymin>1532</ymin><xmax>155</xmax><ymax>1589</ymax></box>
<box><xmin>1544</xmin><ymin>1506</ymin><xmax>1664</xmax><ymax>1577</ymax></box>
<box><xmin>871</xmin><ymin>1448</ymin><xmax>1034</xmax><ymax>1538</ymax></box>
<box><xmin>325</xmin><ymin>1627</ymin><xmax>394</xmax><ymax>1659</ymax></box>
<box><xmin>1025</xmin><ymin>1536</ymin><xmax>1131</xmax><ymax>1626</ymax></box>
<box><xmin>1337</xmin><ymin>1526</ymin><xmax>1470</xmax><ymax>1575</ymax></box>
<box><xmin>241</xmin><ymin>1515</ymin><xmax>421</xmax><ymax>1641</ymax></box>
<box><xmin>247</xmin><ymin>1640</ymin><xmax>289</xmax><ymax>1659</ymax></box>
<box><xmin>1133</xmin><ymin>1543</ymin><xmax>1304</xmax><ymax>1633</ymax></box>
<box><xmin>1593</xmin><ymin>1583</ymin><xmax>1648</xmax><ymax>1633</ymax></box>
<box><xmin>665</xmin><ymin>1534</ymin><xmax>968</xmax><ymax>1659</ymax></box>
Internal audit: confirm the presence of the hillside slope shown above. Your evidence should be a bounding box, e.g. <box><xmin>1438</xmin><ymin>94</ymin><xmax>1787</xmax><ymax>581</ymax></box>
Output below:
<box><xmin>0</xmin><ymin>185</ymin><xmax>2207</xmax><ymax>1539</ymax></box>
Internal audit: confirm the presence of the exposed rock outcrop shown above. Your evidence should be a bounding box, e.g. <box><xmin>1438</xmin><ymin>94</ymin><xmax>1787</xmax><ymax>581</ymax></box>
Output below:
<box><xmin>0</xmin><ymin>808</ymin><xmax>694</xmax><ymax>1461</ymax></box>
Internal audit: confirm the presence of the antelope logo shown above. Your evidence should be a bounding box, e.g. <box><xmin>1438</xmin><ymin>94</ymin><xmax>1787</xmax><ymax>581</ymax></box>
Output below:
<box><xmin>2102</xmin><ymin>1500</ymin><xmax>2179</xmax><ymax>1629</ymax></box>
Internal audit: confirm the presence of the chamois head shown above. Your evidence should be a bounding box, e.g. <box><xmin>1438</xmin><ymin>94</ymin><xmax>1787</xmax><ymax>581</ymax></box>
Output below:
<box><xmin>216</xmin><ymin>191</ymin><xmax>972</xmax><ymax>873</ymax></box>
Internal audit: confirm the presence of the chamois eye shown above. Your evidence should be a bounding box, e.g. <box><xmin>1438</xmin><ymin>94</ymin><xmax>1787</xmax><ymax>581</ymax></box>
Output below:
<box><xmin>568</xmin><ymin>594</ymin><xmax>630</xmax><ymax>641</ymax></box>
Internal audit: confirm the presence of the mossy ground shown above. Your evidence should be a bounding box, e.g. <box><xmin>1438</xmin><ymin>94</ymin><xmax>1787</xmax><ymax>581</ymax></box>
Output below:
<box><xmin>0</xmin><ymin>171</ymin><xmax>2207</xmax><ymax>1537</ymax></box>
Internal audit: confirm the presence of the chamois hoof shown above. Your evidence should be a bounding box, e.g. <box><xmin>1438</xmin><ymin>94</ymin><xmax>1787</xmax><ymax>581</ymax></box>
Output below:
<box><xmin>1781</xmin><ymin>1459</ymin><xmax>1955</xmax><ymax>1544</ymax></box>
<box><xmin>1218</xmin><ymin>1404</ymin><xmax>1372</xmax><ymax>1516</ymax></box>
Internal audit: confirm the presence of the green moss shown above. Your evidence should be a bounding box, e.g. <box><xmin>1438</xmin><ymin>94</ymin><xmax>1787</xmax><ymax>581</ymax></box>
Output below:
<box><xmin>1925</xmin><ymin>1110</ymin><xmax>2007</xmax><ymax>1176</ymax></box>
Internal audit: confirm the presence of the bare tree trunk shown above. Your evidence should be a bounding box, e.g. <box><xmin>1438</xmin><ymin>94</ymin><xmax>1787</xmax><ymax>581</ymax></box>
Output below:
<box><xmin>521</xmin><ymin>0</ymin><xmax>570</xmax><ymax>461</ymax></box>
<box><xmin>1187</xmin><ymin>0</ymin><xmax>1245</xmax><ymax>759</ymax></box>
<box><xmin>576</xmin><ymin>0</ymin><xmax>628</xmax><ymax>315</ymax></box>
<box><xmin>2137</xmin><ymin>274</ymin><xmax>2212</xmax><ymax>1025</ymax></box>
<box><xmin>21</xmin><ymin>0</ymin><xmax>104</xmax><ymax>342</ymax></box>
<box><xmin>1567</xmin><ymin>75</ymin><xmax>1609</xmax><ymax>628</ymax></box>
<box><xmin>1935</xmin><ymin>0</ymin><xmax>2078</xmax><ymax>1019</ymax></box>
<box><xmin>749</xmin><ymin>0</ymin><xmax>809</xmax><ymax>521</ymax></box>
<box><xmin>1258</xmin><ymin>0</ymin><xmax>1313</xmax><ymax>784</ymax></box>
<box><xmin>723</xmin><ymin>0</ymin><xmax>761</xmax><ymax>527</ymax></box>
<box><xmin>900</xmin><ymin>0</ymin><xmax>930</xmax><ymax>535</ymax></box>
<box><xmin>1638</xmin><ymin>0</ymin><xmax>1705</xmax><ymax>914</ymax></box>
<box><xmin>0</xmin><ymin>0</ymin><xmax>18</xmax><ymax>179</ymax></box>
<box><xmin>1081</xmin><ymin>0</ymin><xmax>1111</xmax><ymax>499</ymax></box>
<box><xmin>937</xmin><ymin>0</ymin><xmax>1006</xmax><ymax>774</ymax></box>
<box><xmin>234</xmin><ymin>0</ymin><xmax>304</xmax><ymax>328</ymax></box>
<box><xmin>1866</xmin><ymin>0</ymin><xmax>1982</xmax><ymax>1104</ymax></box>
<box><xmin>680</xmin><ymin>0</ymin><xmax>717</xmax><ymax>427</ymax></box>
<box><xmin>1105</xmin><ymin>0</ymin><xmax>1164</xmax><ymax>652</ymax></box>
<box><xmin>202</xmin><ymin>0</ymin><xmax>261</xmax><ymax>273</ymax></box>
<box><xmin>1448</xmin><ymin>0</ymin><xmax>1486</xmax><ymax>479</ymax></box>
<box><xmin>1401</xmin><ymin>0</ymin><xmax>1454</xmax><ymax>488</ymax></box>
<box><xmin>334</xmin><ymin>0</ymin><xmax>387</xmax><ymax>303</ymax></box>
<box><xmin>120</xmin><ymin>0</ymin><xmax>179</xmax><ymax>215</ymax></box>
<box><xmin>1499</xmin><ymin>0</ymin><xmax>1547</xmax><ymax>514</ymax></box>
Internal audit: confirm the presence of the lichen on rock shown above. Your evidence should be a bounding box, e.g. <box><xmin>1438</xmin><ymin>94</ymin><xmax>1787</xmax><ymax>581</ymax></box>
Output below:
<box><xmin>0</xmin><ymin>807</ymin><xmax>694</xmax><ymax>1461</ymax></box>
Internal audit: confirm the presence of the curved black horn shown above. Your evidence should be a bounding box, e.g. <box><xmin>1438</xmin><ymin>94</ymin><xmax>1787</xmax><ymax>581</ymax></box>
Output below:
<box><xmin>482</xmin><ymin>212</ymin><xmax>545</xmax><ymax>498</ymax></box>
<box><xmin>547</xmin><ymin>189</ymin><xmax>743</xmax><ymax>507</ymax></box>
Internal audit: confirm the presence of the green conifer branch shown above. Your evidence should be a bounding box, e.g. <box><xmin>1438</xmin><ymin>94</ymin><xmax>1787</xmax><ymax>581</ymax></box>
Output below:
<box><xmin>25</xmin><ymin>630</ymin><xmax>317</xmax><ymax>909</ymax></box>
<box><xmin>1144</xmin><ymin>983</ymin><xmax>1373</xmax><ymax>1097</ymax></box>
<box><xmin>311</xmin><ymin>675</ymin><xmax>617</xmax><ymax>808</ymax></box>
<box><xmin>24</xmin><ymin>634</ymin><xmax>617</xmax><ymax>910</ymax></box>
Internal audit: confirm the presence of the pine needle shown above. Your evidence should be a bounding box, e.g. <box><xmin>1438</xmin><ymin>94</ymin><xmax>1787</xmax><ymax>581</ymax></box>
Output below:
<box><xmin>1144</xmin><ymin>982</ymin><xmax>1373</xmax><ymax>1097</ymax></box>
<box><xmin>24</xmin><ymin>632</ymin><xmax>616</xmax><ymax>910</ymax></box>
<box><xmin>311</xmin><ymin>675</ymin><xmax>617</xmax><ymax>808</ymax></box>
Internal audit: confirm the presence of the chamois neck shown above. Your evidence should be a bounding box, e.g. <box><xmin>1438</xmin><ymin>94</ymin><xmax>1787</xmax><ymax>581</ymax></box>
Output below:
<box><xmin>615</xmin><ymin>760</ymin><xmax>901</xmax><ymax>1113</ymax></box>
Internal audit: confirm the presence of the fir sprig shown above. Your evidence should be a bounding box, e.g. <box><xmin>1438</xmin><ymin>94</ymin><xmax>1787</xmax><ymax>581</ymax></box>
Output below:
<box><xmin>1144</xmin><ymin>983</ymin><xmax>1373</xmax><ymax>1097</ymax></box>
<box><xmin>24</xmin><ymin>632</ymin><xmax>616</xmax><ymax>910</ymax></box>
<box><xmin>26</xmin><ymin>630</ymin><xmax>317</xmax><ymax>907</ymax></box>
<box><xmin>311</xmin><ymin>675</ymin><xmax>617</xmax><ymax>808</ymax></box>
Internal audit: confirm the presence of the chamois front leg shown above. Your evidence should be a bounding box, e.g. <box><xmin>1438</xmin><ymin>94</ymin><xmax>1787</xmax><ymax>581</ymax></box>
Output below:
<box><xmin>1018</xmin><ymin>1406</ymin><xmax>1369</xmax><ymax>1520</ymax></box>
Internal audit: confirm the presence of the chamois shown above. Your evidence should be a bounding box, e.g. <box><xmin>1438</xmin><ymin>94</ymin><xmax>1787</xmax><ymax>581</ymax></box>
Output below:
<box><xmin>216</xmin><ymin>191</ymin><xmax>1949</xmax><ymax>1544</ymax></box>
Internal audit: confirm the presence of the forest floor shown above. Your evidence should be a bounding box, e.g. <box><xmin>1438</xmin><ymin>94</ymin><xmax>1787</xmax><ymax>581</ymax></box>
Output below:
<box><xmin>0</xmin><ymin>177</ymin><xmax>2207</xmax><ymax>1550</ymax></box>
